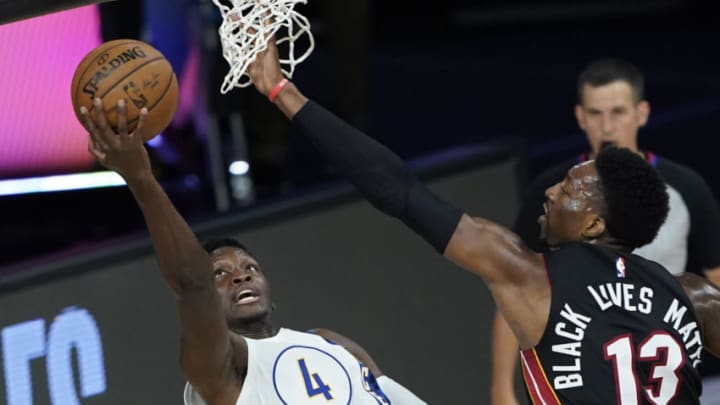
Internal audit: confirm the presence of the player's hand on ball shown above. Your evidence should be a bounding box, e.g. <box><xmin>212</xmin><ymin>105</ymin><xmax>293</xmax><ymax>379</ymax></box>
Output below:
<box><xmin>81</xmin><ymin>98</ymin><xmax>152</xmax><ymax>181</ymax></box>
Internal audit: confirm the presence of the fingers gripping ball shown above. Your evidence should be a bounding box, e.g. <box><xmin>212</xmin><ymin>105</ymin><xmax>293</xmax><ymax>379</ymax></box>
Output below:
<box><xmin>71</xmin><ymin>39</ymin><xmax>178</xmax><ymax>140</ymax></box>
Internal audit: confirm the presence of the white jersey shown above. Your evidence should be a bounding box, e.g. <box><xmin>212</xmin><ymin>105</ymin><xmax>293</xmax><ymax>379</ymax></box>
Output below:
<box><xmin>184</xmin><ymin>328</ymin><xmax>392</xmax><ymax>405</ymax></box>
<box><xmin>634</xmin><ymin>185</ymin><xmax>690</xmax><ymax>275</ymax></box>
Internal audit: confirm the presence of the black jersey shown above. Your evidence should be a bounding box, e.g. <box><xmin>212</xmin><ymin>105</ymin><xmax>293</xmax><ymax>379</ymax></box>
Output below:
<box><xmin>521</xmin><ymin>243</ymin><xmax>703</xmax><ymax>404</ymax></box>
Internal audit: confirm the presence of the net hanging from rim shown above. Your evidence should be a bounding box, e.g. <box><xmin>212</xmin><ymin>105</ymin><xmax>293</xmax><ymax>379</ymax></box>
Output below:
<box><xmin>211</xmin><ymin>0</ymin><xmax>315</xmax><ymax>93</ymax></box>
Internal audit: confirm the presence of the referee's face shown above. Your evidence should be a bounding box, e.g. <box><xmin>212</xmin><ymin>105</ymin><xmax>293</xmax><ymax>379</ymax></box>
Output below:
<box><xmin>541</xmin><ymin>162</ymin><xmax>605</xmax><ymax>246</ymax></box>
<box><xmin>575</xmin><ymin>81</ymin><xmax>649</xmax><ymax>157</ymax></box>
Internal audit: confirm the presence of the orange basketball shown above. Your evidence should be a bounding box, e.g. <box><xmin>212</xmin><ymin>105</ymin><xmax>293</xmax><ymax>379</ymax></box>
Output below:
<box><xmin>71</xmin><ymin>39</ymin><xmax>179</xmax><ymax>141</ymax></box>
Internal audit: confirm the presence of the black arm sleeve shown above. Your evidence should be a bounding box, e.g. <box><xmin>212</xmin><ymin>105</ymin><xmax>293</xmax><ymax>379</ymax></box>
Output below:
<box><xmin>292</xmin><ymin>100</ymin><xmax>464</xmax><ymax>253</ymax></box>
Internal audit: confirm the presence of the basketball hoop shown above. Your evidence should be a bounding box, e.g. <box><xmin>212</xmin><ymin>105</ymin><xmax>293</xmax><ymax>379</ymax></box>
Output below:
<box><xmin>211</xmin><ymin>0</ymin><xmax>314</xmax><ymax>94</ymax></box>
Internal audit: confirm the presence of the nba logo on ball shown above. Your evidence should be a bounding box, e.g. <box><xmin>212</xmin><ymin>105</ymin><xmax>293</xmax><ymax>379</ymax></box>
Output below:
<box><xmin>71</xmin><ymin>39</ymin><xmax>179</xmax><ymax>141</ymax></box>
<box><xmin>615</xmin><ymin>257</ymin><xmax>626</xmax><ymax>279</ymax></box>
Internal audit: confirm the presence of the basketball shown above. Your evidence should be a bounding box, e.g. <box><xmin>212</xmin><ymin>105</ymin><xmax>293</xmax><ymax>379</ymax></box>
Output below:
<box><xmin>71</xmin><ymin>39</ymin><xmax>179</xmax><ymax>141</ymax></box>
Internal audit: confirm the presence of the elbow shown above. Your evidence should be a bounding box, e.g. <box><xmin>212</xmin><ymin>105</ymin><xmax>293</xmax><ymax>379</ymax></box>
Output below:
<box><xmin>165</xmin><ymin>257</ymin><xmax>215</xmax><ymax>296</ymax></box>
<box><xmin>176</xmin><ymin>267</ymin><xmax>214</xmax><ymax>293</ymax></box>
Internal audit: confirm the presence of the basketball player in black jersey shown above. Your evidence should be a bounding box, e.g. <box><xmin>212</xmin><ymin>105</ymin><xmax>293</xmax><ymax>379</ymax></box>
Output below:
<box><xmin>248</xmin><ymin>40</ymin><xmax>720</xmax><ymax>403</ymax></box>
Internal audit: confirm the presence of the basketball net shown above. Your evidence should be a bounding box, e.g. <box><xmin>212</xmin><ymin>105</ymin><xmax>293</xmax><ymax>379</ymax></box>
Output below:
<box><xmin>212</xmin><ymin>0</ymin><xmax>315</xmax><ymax>93</ymax></box>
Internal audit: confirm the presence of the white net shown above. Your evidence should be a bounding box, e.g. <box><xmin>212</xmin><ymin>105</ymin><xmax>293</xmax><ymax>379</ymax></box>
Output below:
<box><xmin>211</xmin><ymin>0</ymin><xmax>315</xmax><ymax>94</ymax></box>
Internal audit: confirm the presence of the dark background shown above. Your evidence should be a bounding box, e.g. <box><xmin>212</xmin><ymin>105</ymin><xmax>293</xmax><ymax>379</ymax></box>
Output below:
<box><xmin>0</xmin><ymin>0</ymin><xmax>719</xmax><ymax>268</ymax></box>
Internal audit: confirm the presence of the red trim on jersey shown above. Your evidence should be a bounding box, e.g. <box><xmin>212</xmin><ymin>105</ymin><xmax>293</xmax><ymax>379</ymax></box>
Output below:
<box><xmin>521</xmin><ymin>349</ymin><xmax>561</xmax><ymax>405</ymax></box>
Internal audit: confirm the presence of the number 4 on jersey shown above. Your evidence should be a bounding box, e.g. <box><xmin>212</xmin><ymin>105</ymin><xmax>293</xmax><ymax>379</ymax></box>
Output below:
<box><xmin>298</xmin><ymin>359</ymin><xmax>333</xmax><ymax>400</ymax></box>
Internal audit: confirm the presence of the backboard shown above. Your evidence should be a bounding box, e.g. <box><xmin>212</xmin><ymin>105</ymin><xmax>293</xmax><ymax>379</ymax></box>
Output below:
<box><xmin>0</xmin><ymin>0</ymin><xmax>115</xmax><ymax>24</ymax></box>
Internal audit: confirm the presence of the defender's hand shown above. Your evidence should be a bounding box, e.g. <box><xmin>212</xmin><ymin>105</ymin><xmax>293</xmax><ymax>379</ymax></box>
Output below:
<box><xmin>247</xmin><ymin>37</ymin><xmax>285</xmax><ymax>97</ymax></box>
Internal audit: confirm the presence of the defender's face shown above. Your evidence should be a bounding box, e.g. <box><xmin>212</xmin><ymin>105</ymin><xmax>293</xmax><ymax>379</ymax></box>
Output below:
<box><xmin>210</xmin><ymin>247</ymin><xmax>273</xmax><ymax>322</ymax></box>
<box><xmin>539</xmin><ymin>162</ymin><xmax>605</xmax><ymax>246</ymax></box>
<box><xmin>575</xmin><ymin>81</ymin><xmax>649</xmax><ymax>155</ymax></box>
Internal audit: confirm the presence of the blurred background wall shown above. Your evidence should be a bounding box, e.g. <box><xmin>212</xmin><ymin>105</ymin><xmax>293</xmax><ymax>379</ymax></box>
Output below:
<box><xmin>0</xmin><ymin>0</ymin><xmax>718</xmax><ymax>403</ymax></box>
<box><xmin>0</xmin><ymin>0</ymin><xmax>718</xmax><ymax>267</ymax></box>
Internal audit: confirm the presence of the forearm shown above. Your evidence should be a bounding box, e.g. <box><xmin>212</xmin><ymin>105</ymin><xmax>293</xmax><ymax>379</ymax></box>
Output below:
<box><xmin>125</xmin><ymin>175</ymin><xmax>213</xmax><ymax>295</ymax></box>
<box><xmin>678</xmin><ymin>273</ymin><xmax>720</xmax><ymax>357</ymax></box>
<box><xmin>278</xmin><ymin>86</ymin><xmax>463</xmax><ymax>252</ymax></box>
<box><xmin>273</xmin><ymin>81</ymin><xmax>308</xmax><ymax>119</ymax></box>
<box><xmin>491</xmin><ymin>311</ymin><xmax>520</xmax><ymax>405</ymax></box>
<box><xmin>279</xmin><ymin>85</ymin><xmax>410</xmax><ymax>195</ymax></box>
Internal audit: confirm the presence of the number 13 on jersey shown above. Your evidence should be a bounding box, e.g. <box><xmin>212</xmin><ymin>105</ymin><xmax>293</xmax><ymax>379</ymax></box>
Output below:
<box><xmin>604</xmin><ymin>331</ymin><xmax>684</xmax><ymax>405</ymax></box>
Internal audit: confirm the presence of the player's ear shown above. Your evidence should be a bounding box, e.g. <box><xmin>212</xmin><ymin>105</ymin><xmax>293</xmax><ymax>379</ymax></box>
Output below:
<box><xmin>583</xmin><ymin>215</ymin><xmax>606</xmax><ymax>239</ymax></box>
<box><xmin>636</xmin><ymin>100</ymin><xmax>650</xmax><ymax>127</ymax></box>
<box><xmin>575</xmin><ymin>104</ymin><xmax>586</xmax><ymax>130</ymax></box>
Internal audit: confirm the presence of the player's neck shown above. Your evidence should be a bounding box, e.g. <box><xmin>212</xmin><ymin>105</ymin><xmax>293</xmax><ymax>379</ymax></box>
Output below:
<box><xmin>588</xmin><ymin>147</ymin><xmax>643</xmax><ymax>160</ymax></box>
<box><xmin>587</xmin><ymin>237</ymin><xmax>633</xmax><ymax>254</ymax></box>
<box><xmin>231</xmin><ymin>320</ymin><xmax>279</xmax><ymax>339</ymax></box>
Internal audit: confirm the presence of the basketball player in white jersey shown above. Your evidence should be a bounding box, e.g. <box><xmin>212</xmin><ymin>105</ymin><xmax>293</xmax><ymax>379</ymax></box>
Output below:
<box><xmin>79</xmin><ymin>98</ymin><xmax>426</xmax><ymax>405</ymax></box>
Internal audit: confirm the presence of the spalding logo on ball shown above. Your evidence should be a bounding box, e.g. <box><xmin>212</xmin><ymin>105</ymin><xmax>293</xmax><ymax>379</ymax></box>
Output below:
<box><xmin>71</xmin><ymin>39</ymin><xmax>179</xmax><ymax>141</ymax></box>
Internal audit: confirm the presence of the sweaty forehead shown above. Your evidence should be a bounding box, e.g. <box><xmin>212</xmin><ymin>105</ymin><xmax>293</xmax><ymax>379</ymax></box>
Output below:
<box><xmin>567</xmin><ymin>162</ymin><xmax>600</xmax><ymax>189</ymax></box>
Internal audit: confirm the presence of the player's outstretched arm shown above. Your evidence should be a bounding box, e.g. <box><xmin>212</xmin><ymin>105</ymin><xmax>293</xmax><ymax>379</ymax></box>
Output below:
<box><xmin>248</xmin><ymin>40</ymin><xmax>524</xmax><ymax>264</ymax></box>
<box><xmin>80</xmin><ymin>99</ymin><xmax>243</xmax><ymax>401</ymax></box>
<box><xmin>248</xmin><ymin>40</ymin><xmax>549</xmax><ymax>346</ymax></box>
<box><xmin>310</xmin><ymin>329</ymin><xmax>428</xmax><ymax>404</ymax></box>
<box><xmin>249</xmin><ymin>41</ymin><xmax>461</xmax><ymax>252</ymax></box>
<box><xmin>677</xmin><ymin>273</ymin><xmax>720</xmax><ymax>357</ymax></box>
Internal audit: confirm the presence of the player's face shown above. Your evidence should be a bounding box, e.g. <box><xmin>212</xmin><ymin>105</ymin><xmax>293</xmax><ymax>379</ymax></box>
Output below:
<box><xmin>575</xmin><ymin>81</ymin><xmax>649</xmax><ymax>156</ymax></box>
<box><xmin>539</xmin><ymin>162</ymin><xmax>605</xmax><ymax>246</ymax></box>
<box><xmin>210</xmin><ymin>247</ymin><xmax>273</xmax><ymax>323</ymax></box>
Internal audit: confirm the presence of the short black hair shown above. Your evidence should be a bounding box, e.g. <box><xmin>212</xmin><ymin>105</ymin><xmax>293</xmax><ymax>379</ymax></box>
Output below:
<box><xmin>577</xmin><ymin>59</ymin><xmax>645</xmax><ymax>103</ymax></box>
<box><xmin>594</xmin><ymin>147</ymin><xmax>668</xmax><ymax>249</ymax></box>
<box><xmin>202</xmin><ymin>237</ymin><xmax>250</xmax><ymax>255</ymax></box>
